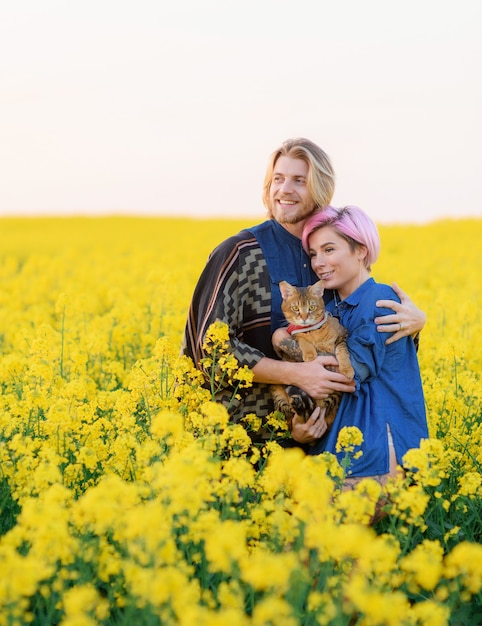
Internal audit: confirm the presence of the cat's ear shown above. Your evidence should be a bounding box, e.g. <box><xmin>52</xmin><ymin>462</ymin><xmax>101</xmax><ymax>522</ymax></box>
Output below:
<box><xmin>279</xmin><ymin>281</ymin><xmax>295</xmax><ymax>299</ymax></box>
<box><xmin>311</xmin><ymin>280</ymin><xmax>326</xmax><ymax>297</ymax></box>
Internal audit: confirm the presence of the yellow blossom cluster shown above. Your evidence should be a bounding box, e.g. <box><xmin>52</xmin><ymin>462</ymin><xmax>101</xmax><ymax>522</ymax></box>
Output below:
<box><xmin>0</xmin><ymin>216</ymin><xmax>481</xmax><ymax>625</ymax></box>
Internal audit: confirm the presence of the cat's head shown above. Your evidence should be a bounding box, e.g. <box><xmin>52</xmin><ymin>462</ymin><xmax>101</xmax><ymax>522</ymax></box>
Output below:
<box><xmin>279</xmin><ymin>280</ymin><xmax>326</xmax><ymax>325</ymax></box>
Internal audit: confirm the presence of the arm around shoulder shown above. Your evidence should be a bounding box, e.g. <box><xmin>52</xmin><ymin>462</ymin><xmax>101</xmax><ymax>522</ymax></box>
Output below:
<box><xmin>374</xmin><ymin>282</ymin><xmax>425</xmax><ymax>345</ymax></box>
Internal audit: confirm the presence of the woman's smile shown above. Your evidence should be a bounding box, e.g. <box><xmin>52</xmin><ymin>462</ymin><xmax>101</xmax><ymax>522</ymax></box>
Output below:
<box><xmin>318</xmin><ymin>269</ymin><xmax>334</xmax><ymax>281</ymax></box>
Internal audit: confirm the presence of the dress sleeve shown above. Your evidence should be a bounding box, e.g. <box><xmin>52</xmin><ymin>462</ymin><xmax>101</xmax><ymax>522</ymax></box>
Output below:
<box><xmin>347</xmin><ymin>305</ymin><xmax>397</xmax><ymax>383</ymax></box>
<box><xmin>181</xmin><ymin>232</ymin><xmax>267</xmax><ymax>374</ymax></box>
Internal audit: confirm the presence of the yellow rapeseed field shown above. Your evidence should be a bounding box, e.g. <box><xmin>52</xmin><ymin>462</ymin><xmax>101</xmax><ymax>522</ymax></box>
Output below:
<box><xmin>0</xmin><ymin>216</ymin><xmax>481</xmax><ymax>626</ymax></box>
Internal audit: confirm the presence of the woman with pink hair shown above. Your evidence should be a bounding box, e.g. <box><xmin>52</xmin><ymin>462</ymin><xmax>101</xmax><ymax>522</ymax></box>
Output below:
<box><xmin>278</xmin><ymin>205</ymin><xmax>428</xmax><ymax>485</ymax></box>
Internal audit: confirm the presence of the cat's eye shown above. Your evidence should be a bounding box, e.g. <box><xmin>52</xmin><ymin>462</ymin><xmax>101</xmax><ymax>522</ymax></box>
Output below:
<box><xmin>291</xmin><ymin>305</ymin><xmax>300</xmax><ymax>312</ymax></box>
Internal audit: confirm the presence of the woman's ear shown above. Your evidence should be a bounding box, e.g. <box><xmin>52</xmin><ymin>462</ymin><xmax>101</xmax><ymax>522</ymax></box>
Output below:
<box><xmin>357</xmin><ymin>244</ymin><xmax>368</xmax><ymax>263</ymax></box>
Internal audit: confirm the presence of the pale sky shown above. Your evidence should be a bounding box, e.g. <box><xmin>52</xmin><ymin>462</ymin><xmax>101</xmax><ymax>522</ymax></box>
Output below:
<box><xmin>1</xmin><ymin>0</ymin><xmax>481</xmax><ymax>224</ymax></box>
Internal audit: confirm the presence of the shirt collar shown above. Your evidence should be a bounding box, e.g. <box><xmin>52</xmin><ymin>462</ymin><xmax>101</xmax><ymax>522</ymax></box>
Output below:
<box><xmin>342</xmin><ymin>277</ymin><xmax>375</xmax><ymax>307</ymax></box>
<box><xmin>271</xmin><ymin>219</ymin><xmax>303</xmax><ymax>245</ymax></box>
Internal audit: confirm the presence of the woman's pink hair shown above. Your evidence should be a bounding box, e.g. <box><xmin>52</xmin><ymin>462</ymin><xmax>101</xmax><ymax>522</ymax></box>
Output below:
<box><xmin>302</xmin><ymin>205</ymin><xmax>380</xmax><ymax>269</ymax></box>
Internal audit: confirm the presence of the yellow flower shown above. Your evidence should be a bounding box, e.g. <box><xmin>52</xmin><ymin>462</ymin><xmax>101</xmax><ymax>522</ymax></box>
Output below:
<box><xmin>61</xmin><ymin>583</ymin><xmax>109</xmax><ymax>624</ymax></box>
<box><xmin>443</xmin><ymin>541</ymin><xmax>482</xmax><ymax>595</ymax></box>
<box><xmin>384</xmin><ymin>481</ymin><xmax>430</xmax><ymax>525</ymax></box>
<box><xmin>241</xmin><ymin>412</ymin><xmax>262</xmax><ymax>433</ymax></box>
<box><xmin>251</xmin><ymin>596</ymin><xmax>298</xmax><ymax>626</ymax></box>
<box><xmin>408</xmin><ymin>600</ymin><xmax>450</xmax><ymax>626</ymax></box>
<box><xmin>1</xmin><ymin>217</ymin><xmax>482</xmax><ymax>625</ymax></box>
<box><xmin>400</xmin><ymin>539</ymin><xmax>444</xmax><ymax>592</ymax></box>
<box><xmin>265</xmin><ymin>410</ymin><xmax>290</xmax><ymax>434</ymax></box>
<box><xmin>335</xmin><ymin>426</ymin><xmax>363</xmax><ymax>453</ymax></box>
<box><xmin>403</xmin><ymin>439</ymin><xmax>448</xmax><ymax>487</ymax></box>
<box><xmin>150</xmin><ymin>409</ymin><xmax>184</xmax><ymax>441</ymax></box>
<box><xmin>239</xmin><ymin>548</ymin><xmax>300</xmax><ymax>593</ymax></box>
<box><xmin>335</xmin><ymin>478</ymin><xmax>382</xmax><ymax>525</ymax></box>
<box><xmin>203</xmin><ymin>319</ymin><xmax>231</xmax><ymax>347</ymax></box>
<box><xmin>457</xmin><ymin>471</ymin><xmax>482</xmax><ymax>497</ymax></box>
<box><xmin>344</xmin><ymin>572</ymin><xmax>410</xmax><ymax>625</ymax></box>
<box><xmin>204</xmin><ymin>519</ymin><xmax>248</xmax><ymax>574</ymax></box>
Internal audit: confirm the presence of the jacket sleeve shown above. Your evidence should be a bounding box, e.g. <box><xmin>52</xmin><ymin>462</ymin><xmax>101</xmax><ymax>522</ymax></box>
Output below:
<box><xmin>181</xmin><ymin>231</ymin><xmax>270</xmax><ymax>373</ymax></box>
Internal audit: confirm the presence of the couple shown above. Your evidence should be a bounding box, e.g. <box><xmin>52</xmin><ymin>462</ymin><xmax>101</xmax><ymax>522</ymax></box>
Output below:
<box><xmin>181</xmin><ymin>137</ymin><xmax>428</xmax><ymax>485</ymax></box>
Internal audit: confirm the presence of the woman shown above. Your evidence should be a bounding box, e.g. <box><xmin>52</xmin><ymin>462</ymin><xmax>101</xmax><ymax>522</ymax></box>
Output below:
<box><xmin>274</xmin><ymin>205</ymin><xmax>428</xmax><ymax>485</ymax></box>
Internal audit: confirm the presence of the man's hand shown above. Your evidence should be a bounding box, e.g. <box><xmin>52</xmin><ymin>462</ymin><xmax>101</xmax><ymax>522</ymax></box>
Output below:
<box><xmin>291</xmin><ymin>355</ymin><xmax>356</xmax><ymax>399</ymax></box>
<box><xmin>375</xmin><ymin>282</ymin><xmax>426</xmax><ymax>345</ymax></box>
<box><xmin>291</xmin><ymin>406</ymin><xmax>328</xmax><ymax>444</ymax></box>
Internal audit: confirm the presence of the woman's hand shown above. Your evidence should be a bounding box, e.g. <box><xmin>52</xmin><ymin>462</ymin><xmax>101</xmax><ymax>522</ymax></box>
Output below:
<box><xmin>375</xmin><ymin>282</ymin><xmax>426</xmax><ymax>345</ymax></box>
<box><xmin>291</xmin><ymin>406</ymin><xmax>328</xmax><ymax>444</ymax></box>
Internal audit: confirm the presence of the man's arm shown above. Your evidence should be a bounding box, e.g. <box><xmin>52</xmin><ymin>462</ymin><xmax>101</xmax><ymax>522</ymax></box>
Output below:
<box><xmin>374</xmin><ymin>282</ymin><xmax>425</xmax><ymax>345</ymax></box>
<box><xmin>252</xmin><ymin>355</ymin><xmax>356</xmax><ymax>398</ymax></box>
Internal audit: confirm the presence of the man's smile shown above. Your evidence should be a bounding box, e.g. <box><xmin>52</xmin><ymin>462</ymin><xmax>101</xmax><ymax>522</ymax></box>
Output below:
<box><xmin>277</xmin><ymin>199</ymin><xmax>297</xmax><ymax>205</ymax></box>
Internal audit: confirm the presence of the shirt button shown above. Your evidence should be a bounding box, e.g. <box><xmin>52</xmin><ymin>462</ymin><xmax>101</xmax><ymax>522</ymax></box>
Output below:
<box><xmin>303</xmin><ymin>263</ymin><xmax>307</xmax><ymax>268</ymax></box>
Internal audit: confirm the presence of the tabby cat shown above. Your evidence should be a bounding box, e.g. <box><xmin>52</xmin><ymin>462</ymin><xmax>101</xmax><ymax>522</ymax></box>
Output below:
<box><xmin>271</xmin><ymin>279</ymin><xmax>354</xmax><ymax>431</ymax></box>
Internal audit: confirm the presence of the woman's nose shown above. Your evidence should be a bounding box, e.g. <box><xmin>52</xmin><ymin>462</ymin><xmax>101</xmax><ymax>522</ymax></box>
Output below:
<box><xmin>314</xmin><ymin>253</ymin><xmax>323</xmax><ymax>265</ymax></box>
<box><xmin>313</xmin><ymin>254</ymin><xmax>324</xmax><ymax>270</ymax></box>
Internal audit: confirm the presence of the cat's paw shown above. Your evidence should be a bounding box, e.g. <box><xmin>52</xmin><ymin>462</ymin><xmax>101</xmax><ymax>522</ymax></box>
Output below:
<box><xmin>286</xmin><ymin>385</ymin><xmax>316</xmax><ymax>422</ymax></box>
<box><xmin>277</xmin><ymin>338</ymin><xmax>304</xmax><ymax>361</ymax></box>
<box><xmin>340</xmin><ymin>365</ymin><xmax>355</xmax><ymax>379</ymax></box>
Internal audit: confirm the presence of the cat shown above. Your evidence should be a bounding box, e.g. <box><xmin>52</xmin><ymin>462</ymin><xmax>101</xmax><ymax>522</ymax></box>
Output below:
<box><xmin>271</xmin><ymin>279</ymin><xmax>354</xmax><ymax>432</ymax></box>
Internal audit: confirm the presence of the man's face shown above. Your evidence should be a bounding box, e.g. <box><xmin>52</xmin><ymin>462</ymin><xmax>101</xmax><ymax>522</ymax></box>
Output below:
<box><xmin>269</xmin><ymin>156</ymin><xmax>316</xmax><ymax>224</ymax></box>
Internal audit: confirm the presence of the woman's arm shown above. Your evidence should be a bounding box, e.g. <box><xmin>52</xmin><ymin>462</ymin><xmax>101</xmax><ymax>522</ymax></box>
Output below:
<box><xmin>374</xmin><ymin>282</ymin><xmax>425</xmax><ymax>345</ymax></box>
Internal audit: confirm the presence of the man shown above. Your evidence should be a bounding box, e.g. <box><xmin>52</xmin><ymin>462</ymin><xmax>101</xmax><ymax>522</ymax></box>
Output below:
<box><xmin>181</xmin><ymin>138</ymin><xmax>425</xmax><ymax>442</ymax></box>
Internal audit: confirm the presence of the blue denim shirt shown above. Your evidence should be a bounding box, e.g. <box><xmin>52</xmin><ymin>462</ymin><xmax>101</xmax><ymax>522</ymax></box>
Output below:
<box><xmin>309</xmin><ymin>278</ymin><xmax>428</xmax><ymax>476</ymax></box>
<box><xmin>250</xmin><ymin>220</ymin><xmax>318</xmax><ymax>333</ymax></box>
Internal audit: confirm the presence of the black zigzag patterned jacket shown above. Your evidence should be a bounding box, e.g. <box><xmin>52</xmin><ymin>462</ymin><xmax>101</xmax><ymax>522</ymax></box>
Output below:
<box><xmin>181</xmin><ymin>220</ymin><xmax>317</xmax><ymax>434</ymax></box>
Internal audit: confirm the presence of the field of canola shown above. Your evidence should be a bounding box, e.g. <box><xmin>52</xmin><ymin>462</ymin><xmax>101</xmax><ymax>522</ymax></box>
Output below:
<box><xmin>0</xmin><ymin>216</ymin><xmax>481</xmax><ymax>625</ymax></box>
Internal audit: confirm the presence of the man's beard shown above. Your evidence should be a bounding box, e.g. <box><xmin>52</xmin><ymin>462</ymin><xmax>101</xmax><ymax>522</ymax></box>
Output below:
<box><xmin>275</xmin><ymin>205</ymin><xmax>316</xmax><ymax>225</ymax></box>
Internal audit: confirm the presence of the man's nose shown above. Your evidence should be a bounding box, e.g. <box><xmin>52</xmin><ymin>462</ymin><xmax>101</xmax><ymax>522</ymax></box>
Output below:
<box><xmin>280</xmin><ymin>178</ymin><xmax>294</xmax><ymax>193</ymax></box>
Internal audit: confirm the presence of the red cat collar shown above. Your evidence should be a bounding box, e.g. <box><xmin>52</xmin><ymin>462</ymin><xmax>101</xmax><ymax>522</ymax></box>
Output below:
<box><xmin>287</xmin><ymin>312</ymin><xmax>329</xmax><ymax>335</ymax></box>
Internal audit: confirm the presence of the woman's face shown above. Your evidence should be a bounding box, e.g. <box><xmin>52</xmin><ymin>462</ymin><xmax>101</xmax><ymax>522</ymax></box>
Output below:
<box><xmin>308</xmin><ymin>226</ymin><xmax>368</xmax><ymax>300</ymax></box>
